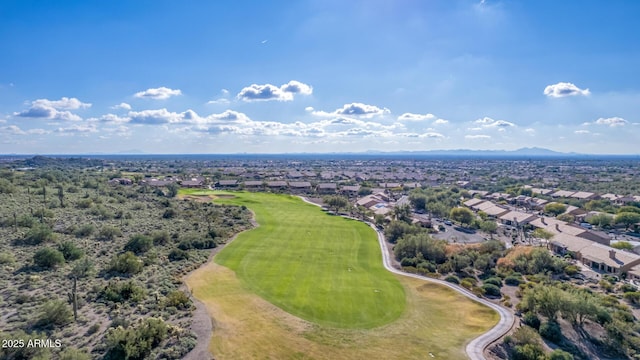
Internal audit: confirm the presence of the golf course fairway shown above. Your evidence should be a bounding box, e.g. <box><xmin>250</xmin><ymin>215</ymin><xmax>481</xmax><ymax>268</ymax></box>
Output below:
<box><xmin>210</xmin><ymin>191</ymin><xmax>406</xmax><ymax>329</ymax></box>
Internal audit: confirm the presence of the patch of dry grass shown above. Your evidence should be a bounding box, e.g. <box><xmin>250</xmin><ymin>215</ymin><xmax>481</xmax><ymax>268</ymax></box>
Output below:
<box><xmin>186</xmin><ymin>261</ymin><xmax>498</xmax><ymax>360</ymax></box>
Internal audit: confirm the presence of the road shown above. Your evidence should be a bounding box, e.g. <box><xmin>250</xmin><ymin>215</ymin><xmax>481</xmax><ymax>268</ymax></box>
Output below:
<box><xmin>298</xmin><ymin>197</ymin><xmax>515</xmax><ymax>360</ymax></box>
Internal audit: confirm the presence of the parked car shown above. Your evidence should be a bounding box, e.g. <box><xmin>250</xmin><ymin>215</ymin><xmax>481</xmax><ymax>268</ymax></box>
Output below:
<box><xmin>444</xmin><ymin>220</ymin><xmax>453</xmax><ymax>226</ymax></box>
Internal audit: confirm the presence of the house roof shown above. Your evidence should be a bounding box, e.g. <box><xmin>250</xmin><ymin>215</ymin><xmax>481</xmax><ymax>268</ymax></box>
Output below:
<box><xmin>530</xmin><ymin>217</ymin><xmax>586</xmax><ymax>236</ymax></box>
<box><xmin>579</xmin><ymin>243</ymin><xmax>640</xmax><ymax>269</ymax></box>
<box><xmin>464</xmin><ymin>198</ymin><xmax>485</xmax><ymax>208</ymax></box>
<box><xmin>551</xmin><ymin>190</ymin><xmax>576</xmax><ymax>198</ymax></box>
<box><xmin>289</xmin><ymin>181</ymin><xmax>312</xmax><ymax>188</ymax></box>
<box><xmin>244</xmin><ymin>180</ymin><xmax>263</xmax><ymax>186</ymax></box>
<box><xmin>317</xmin><ymin>183</ymin><xmax>337</xmax><ymax>189</ymax></box>
<box><xmin>341</xmin><ymin>185</ymin><xmax>361</xmax><ymax>192</ymax></box>
<box><xmin>481</xmin><ymin>204</ymin><xmax>510</xmax><ymax>217</ymax></box>
<box><xmin>571</xmin><ymin>191</ymin><xmax>596</xmax><ymax>199</ymax></box>
<box><xmin>499</xmin><ymin>211</ymin><xmax>539</xmax><ymax>224</ymax></box>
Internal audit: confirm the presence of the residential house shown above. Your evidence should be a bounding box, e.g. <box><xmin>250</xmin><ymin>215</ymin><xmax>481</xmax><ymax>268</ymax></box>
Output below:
<box><xmin>317</xmin><ymin>183</ymin><xmax>337</xmax><ymax>194</ymax></box>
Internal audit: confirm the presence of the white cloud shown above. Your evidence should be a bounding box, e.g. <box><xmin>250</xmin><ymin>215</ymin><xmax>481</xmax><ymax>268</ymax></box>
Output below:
<box><xmin>112</xmin><ymin>102</ymin><xmax>132</xmax><ymax>110</ymax></box>
<box><xmin>88</xmin><ymin>114</ymin><xmax>130</xmax><ymax>124</ymax></box>
<box><xmin>32</xmin><ymin>97</ymin><xmax>91</xmax><ymax>110</ymax></box>
<box><xmin>465</xmin><ymin>134</ymin><xmax>492</xmax><ymax>139</ymax></box>
<box><xmin>594</xmin><ymin>117</ymin><xmax>628</xmax><ymax>127</ymax></box>
<box><xmin>13</xmin><ymin>97</ymin><xmax>89</xmax><ymax>121</ymax></box>
<box><xmin>397</xmin><ymin>113</ymin><xmax>436</xmax><ymax>122</ymax></box>
<box><xmin>128</xmin><ymin>109</ymin><xmax>187</xmax><ymax>124</ymax></box>
<box><xmin>473</xmin><ymin>117</ymin><xmax>515</xmax><ymax>128</ymax></box>
<box><xmin>433</xmin><ymin>119</ymin><xmax>449</xmax><ymax>125</ymax></box>
<box><xmin>134</xmin><ymin>87</ymin><xmax>182</xmax><ymax>100</ymax></box>
<box><xmin>524</xmin><ymin>128</ymin><xmax>535</xmax><ymax>134</ymax></box>
<box><xmin>543</xmin><ymin>82</ymin><xmax>590</xmax><ymax>98</ymax></box>
<box><xmin>54</xmin><ymin>124</ymin><xmax>98</xmax><ymax>134</ymax></box>
<box><xmin>312</xmin><ymin>103</ymin><xmax>390</xmax><ymax>119</ymax></box>
<box><xmin>237</xmin><ymin>80</ymin><xmax>313</xmax><ymax>102</ymax></box>
<box><xmin>574</xmin><ymin>130</ymin><xmax>590</xmax><ymax>134</ymax></box>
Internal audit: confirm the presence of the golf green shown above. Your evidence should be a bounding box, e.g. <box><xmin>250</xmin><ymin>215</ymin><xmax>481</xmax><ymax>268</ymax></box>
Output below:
<box><xmin>211</xmin><ymin>191</ymin><xmax>406</xmax><ymax>329</ymax></box>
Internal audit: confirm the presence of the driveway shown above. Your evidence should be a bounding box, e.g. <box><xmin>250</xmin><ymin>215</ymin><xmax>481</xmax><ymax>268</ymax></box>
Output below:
<box><xmin>432</xmin><ymin>221</ymin><xmax>486</xmax><ymax>244</ymax></box>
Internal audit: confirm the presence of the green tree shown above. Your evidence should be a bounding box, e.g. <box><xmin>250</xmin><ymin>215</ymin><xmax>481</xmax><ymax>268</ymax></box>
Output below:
<box><xmin>544</xmin><ymin>203</ymin><xmax>567</xmax><ymax>216</ymax></box>
<box><xmin>323</xmin><ymin>195</ymin><xmax>349</xmax><ymax>213</ymax></box>
<box><xmin>392</xmin><ymin>204</ymin><xmax>412</xmax><ymax>223</ymax></box>
<box><xmin>58</xmin><ymin>241</ymin><xmax>84</xmax><ymax>261</ymax></box>
<box><xmin>33</xmin><ymin>247</ymin><xmax>65</xmax><ymax>269</ymax></box>
<box><xmin>23</xmin><ymin>224</ymin><xmax>56</xmax><ymax>245</ymax></box>
<box><xmin>409</xmin><ymin>194</ymin><xmax>427</xmax><ymax>212</ymax></box>
<box><xmin>479</xmin><ymin>221</ymin><xmax>498</xmax><ymax>237</ymax></box>
<box><xmin>532</xmin><ymin>228</ymin><xmax>554</xmax><ymax>242</ymax></box>
<box><xmin>124</xmin><ymin>234</ymin><xmax>153</xmax><ymax>254</ymax></box>
<box><xmin>384</xmin><ymin>221</ymin><xmax>420</xmax><ymax>243</ymax></box>
<box><xmin>108</xmin><ymin>251</ymin><xmax>143</xmax><ymax>275</ymax></box>
<box><xmin>587</xmin><ymin>213</ymin><xmax>613</xmax><ymax>227</ymax></box>
<box><xmin>611</xmin><ymin>241</ymin><xmax>634</xmax><ymax>250</ymax></box>
<box><xmin>615</xmin><ymin>212</ymin><xmax>640</xmax><ymax>231</ymax></box>
<box><xmin>166</xmin><ymin>183</ymin><xmax>179</xmax><ymax>197</ymax></box>
<box><xmin>34</xmin><ymin>300</ymin><xmax>73</xmax><ymax>329</ymax></box>
<box><xmin>449</xmin><ymin>207</ymin><xmax>474</xmax><ymax>227</ymax></box>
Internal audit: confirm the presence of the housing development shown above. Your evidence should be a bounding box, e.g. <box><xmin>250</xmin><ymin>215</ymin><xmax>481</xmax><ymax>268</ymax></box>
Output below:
<box><xmin>1</xmin><ymin>154</ymin><xmax>640</xmax><ymax>359</ymax></box>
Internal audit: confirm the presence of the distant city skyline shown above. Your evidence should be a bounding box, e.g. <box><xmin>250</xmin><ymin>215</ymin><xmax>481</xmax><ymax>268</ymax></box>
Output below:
<box><xmin>1</xmin><ymin>1</ymin><xmax>639</xmax><ymax>154</ymax></box>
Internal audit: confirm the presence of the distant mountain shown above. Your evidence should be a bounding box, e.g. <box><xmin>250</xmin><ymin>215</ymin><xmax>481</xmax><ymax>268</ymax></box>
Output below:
<box><xmin>360</xmin><ymin>147</ymin><xmax>572</xmax><ymax>157</ymax></box>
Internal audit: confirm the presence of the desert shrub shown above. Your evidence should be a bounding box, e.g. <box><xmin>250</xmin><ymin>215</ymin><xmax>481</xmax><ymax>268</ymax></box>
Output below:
<box><xmin>482</xmin><ymin>283</ymin><xmax>501</xmax><ymax>297</ymax></box>
<box><xmin>124</xmin><ymin>234</ymin><xmax>153</xmax><ymax>254</ymax></box>
<box><xmin>162</xmin><ymin>208</ymin><xmax>177</xmax><ymax>219</ymax></box>
<box><xmin>168</xmin><ymin>249</ymin><xmax>189</xmax><ymax>261</ymax></box>
<box><xmin>484</xmin><ymin>277</ymin><xmax>503</xmax><ymax>287</ymax></box>
<box><xmin>59</xmin><ymin>348</ymin><xmax>91</xmax><ymax>360</ymax></box>
<box><xmin>33</xmin><ymin>208</ymin><xmax>54</xmax><ymax>218</ymax></box>
<box><xmin>623</xmin><ymin>291</ymin><xmax>640</xmax><ymax>305</ymax></box>
<box><xmin>460</xmin><ymin>278</ymin><xmax>476</xmax><ymax>289</ymax></box>
<box><xmin>76</xmin><ymin>198</ymin><xmax>93</xmax><ymax>209</ymax></box>
<box><xmin>34</xmin><ymin>300</ymin><xmax>73</xmax><ymax>329</ymax></box>
<box><xmin>73</xmin><ymin>223</ymin><xmax>95</xmax><ymax>238</ymax></box>
<box><xmin>512</xmin><ymin>343</ymin><xmax>546</xmax><ymax>360</ymax></box>
<box><xmin>618</xmin><ymin>283</ymin><xmax>637</xmax><ymax>293</ymax></box>
<box><xmin>101</xmin><ymin>280</ymin><xmax>146</xmax><ymax>303</ymax></box>
<box><xmin>17</xmin><ymin>215</ymin><xmax>37</xmax><ymax>228</ymax></box>
<box><xmin>444</xmin><ymin>275</ymin><xmax>460</xmax><ymax>284</ymax></box>
<box><xmin>58</xmin><ymin>241</ymin><xmax>84</xmax><ymax>261</ymax></box>
<box><xmin>0</xmin><ymin>178</ymin><xmax>15</xmax><ymax>193</ymax></box>
<box><xmin>151</xmin><ymin>230</ymin><xmax>170</xmax><ymax>245</ymax></box>
<box><xmin>539</xmin><ymin>320</ymin><xmax>562</xmax><ymax>343</ymax></box>
<box><xmin>549</xmin><ymin>349</ymin><xmax>574</xmax><ymax>360</ymax></box>
<box><xmin>165</xmin><ymin>290</ymin><xmax>191</xmax><ymax>310</ymax></box>
<box><xmin>522</xmin><ymin>312</ymin><xmax>541</xmax><ymax>330</ymax></box>
<box><xmin>33</xmin><ymin>247</ymin><xmax>65</xmax><ymax>269</ymax></box>
<box><xmin>22</xmin><ymin>224</ymin><xmax>56</xmax><ymax>245</ymax></box>
<box><xmin>564</xmin><ymin>264</ymin><xmax>579</xmax><ymax>276</ymax></box>
<box><xmin>86</xmin><ymin>323</ymin><xmax>101</xmax><ymax>335</ymax></box>
<box><xmin>71</xmin><ymin>258</ymin><xmax>95</xmax><ymax>278</ymax></box>
<box><xmin>103</xmin><ymin>318</ymin><xmax>168</xmax><ymax>360</ymax></box>
<box><xmin>108</xmin><ymin>252</ymin><xmax>143</xmax><ymax>275</ymax></box>
<box><xmin>504</xmin><ymin>275</ymin><xmax>522</xmax><ymax>286</ymax></box>
<box><xmin>400</xmin><ymin>257</ymin><xmax>417</xmax><ymax>267</ymax></box>
<box><xmin>0</xmin><ymin>251</ymin><xmax>16</xmax><ymax>265</ymax></box>
<box><xmin>98</xmin><ymin>225</ymin><xmax>122</xmax><ymax>241</ymax></box>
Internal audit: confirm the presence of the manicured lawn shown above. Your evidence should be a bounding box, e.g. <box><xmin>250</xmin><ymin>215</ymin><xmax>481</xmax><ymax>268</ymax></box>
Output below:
<box><xmin>208</xmin><ymin>191</ymin><xmax>406</xmax><ymax>329</ymax></box>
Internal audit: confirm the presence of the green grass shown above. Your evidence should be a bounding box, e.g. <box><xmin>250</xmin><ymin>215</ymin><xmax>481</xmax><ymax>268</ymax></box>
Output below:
<box><xmin>209</xmin><ymin>191</ymin><xmax>406</xmax><ymax>329</ymax></box>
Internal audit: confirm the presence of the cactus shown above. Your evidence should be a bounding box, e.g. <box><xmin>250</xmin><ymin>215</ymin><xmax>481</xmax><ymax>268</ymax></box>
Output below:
<box><xmin>68</xmin><ymin>276</ymin><xmax>78</xmax><ymax>321</ymax></box>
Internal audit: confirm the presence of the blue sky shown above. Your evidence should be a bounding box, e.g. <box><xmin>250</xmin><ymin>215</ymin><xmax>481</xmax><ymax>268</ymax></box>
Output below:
<box><xmin>1</xmin><ymin>0</ymin><xmax>639</xmax><ymax>154</ymax></box>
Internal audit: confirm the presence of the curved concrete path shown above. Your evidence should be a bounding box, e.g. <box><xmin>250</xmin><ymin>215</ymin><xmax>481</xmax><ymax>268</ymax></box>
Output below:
<box><xmin>299</xmin><ymin>197</ymin><xmax>515</xmax><ymax>360</ymax></box>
